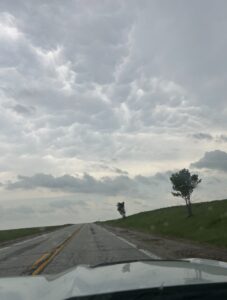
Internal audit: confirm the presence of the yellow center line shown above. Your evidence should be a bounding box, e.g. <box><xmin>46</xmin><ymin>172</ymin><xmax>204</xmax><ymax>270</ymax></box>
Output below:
<box><xmin>31</xmin><ymin>253</ymin><xmax>49</xmax><ymax>268</ymax></box>
<box><xmin>31</xmin><ymin>225</ymin><xmax>83</xmax><ymax>276</ymax></box>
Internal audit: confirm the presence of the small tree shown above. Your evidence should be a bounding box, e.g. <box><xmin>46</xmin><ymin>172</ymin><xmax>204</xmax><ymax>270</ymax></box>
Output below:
<box><xmin>117</xmin><ymin>202</ymin><xmax>126</xmax><ymax>218</ymax></box>
<box><xmin>170</xmin><ymin>169</ymin><xmax>201</xmax><ymax>217</ymax></box>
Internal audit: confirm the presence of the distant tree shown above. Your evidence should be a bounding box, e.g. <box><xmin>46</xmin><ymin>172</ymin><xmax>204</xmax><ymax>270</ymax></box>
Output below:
<box><xmin>117</xmin><ymin>202</ymin><xmax>126</xmax><ymax>218</ymax></box>
<box><xmin>170</xmin><ymin>169</ymin><xmax>201</xmax><ymax>217</ymax></box>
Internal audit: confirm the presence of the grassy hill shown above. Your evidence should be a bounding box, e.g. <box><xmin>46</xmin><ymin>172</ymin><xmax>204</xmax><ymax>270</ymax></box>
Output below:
<box><xmin>0</xmin><ymin>224</ymin><xmax>71</xmax><ymax>244</ymax></box>
<box><xmin>103</xmin><ymin>199</ymin><xmax>227</xmax><ymax>248</ymax></box>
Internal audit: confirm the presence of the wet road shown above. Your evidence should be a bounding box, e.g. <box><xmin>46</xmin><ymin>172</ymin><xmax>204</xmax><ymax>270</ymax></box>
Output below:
<box><xmin>0</xmin><ymin>224</ymin><xmax>158</xmax><ymax>276</ymax></box>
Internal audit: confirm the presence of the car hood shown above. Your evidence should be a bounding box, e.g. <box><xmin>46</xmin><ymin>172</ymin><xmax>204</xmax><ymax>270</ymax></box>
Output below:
<box><xmin>0</xmin><ymin>259</ymin><xmax>227</xmax><ymax>300</ymax></box>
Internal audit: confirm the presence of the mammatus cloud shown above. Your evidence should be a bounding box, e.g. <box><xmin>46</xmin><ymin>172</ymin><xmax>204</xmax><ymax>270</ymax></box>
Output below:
<box><xmin>0</xmin><ymin>1</ymin><xmax>227</xmax><ymax>172</ymax></box>
<box><xmin>0</xmin><ymin>1</ymin><xmax>227</xmax><ymax>227</ymax></box>
<box><xmin>191</xmin><ymin>150</ymin><xmax>227</xmax><ymax>172</ymax></box>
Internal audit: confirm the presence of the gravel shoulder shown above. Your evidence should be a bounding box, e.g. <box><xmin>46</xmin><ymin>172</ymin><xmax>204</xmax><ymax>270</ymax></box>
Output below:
<box><xmin>103</xmin><ymin>224</ymin><xmax>227</xmax><ymax>262</ymax></box>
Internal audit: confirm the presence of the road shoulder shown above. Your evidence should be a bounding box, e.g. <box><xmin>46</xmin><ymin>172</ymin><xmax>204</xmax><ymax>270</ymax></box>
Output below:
<box><xmin>101</xmin><ymin>224</ymin><xmax>227</xmax><ymax>262</ymax></box>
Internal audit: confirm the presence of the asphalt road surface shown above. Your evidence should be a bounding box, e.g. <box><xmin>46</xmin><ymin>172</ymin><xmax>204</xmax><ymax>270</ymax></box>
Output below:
<box><xmin>0</xmin><ymin>224</ymin><xmax>158</xmax><ymax>277</ymax></box>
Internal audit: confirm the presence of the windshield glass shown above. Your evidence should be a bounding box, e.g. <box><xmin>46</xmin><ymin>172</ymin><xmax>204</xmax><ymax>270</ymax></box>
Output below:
<box><xmin>0</xmin><ymin>0</ymin><xmax>226</xmax><ymax>289</ymax></box>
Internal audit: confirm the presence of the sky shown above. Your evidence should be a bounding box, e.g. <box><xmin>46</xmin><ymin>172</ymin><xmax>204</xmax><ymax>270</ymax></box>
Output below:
<box><xmin>0</xmin><ymin>0</ymin><xmax>227</xmax><ymax>229</ymax></box>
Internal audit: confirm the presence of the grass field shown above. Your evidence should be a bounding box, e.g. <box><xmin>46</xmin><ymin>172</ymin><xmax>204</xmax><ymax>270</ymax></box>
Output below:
<box><xmin>103</xmin><ymin>199</ymin><xmax>227</xmax><ymax>248</ymax></box>
<box><xmin>0</xmin><ymin>224</ymin><xmax>71</xmax><ymax>243</ymax></box>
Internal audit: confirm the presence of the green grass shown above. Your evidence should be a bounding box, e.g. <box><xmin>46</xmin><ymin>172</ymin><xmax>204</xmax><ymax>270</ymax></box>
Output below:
<box><xmin>103</xmin><ymin>200</ymin><xmax>227</xmax><ymax>248</ymax></box>
<box><xmin>0</xmin><ymin>224</ymin><xmax>71</xmax><ymax>243</ymax></box>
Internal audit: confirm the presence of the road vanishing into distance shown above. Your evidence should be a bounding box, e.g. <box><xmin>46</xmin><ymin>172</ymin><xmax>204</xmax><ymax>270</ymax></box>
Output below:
<box><xmin>0</xmin><ymin>224</ymin><xmax>158</xmax><ymax>277</ymax></box>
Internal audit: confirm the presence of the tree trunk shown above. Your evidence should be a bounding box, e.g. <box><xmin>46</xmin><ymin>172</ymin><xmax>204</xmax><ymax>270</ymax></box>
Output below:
<box><xmin>188</xmin><ymin>199</ymin><xmax>193</xmax><ymax>217</ymax></box>
<box><xmin>185</xmin><ymin>197</ymin><xmax>193</xmax><ymax>217</ymax></box>
<box><xmin>121</xmin><ymin>211</ymin><xmax>126</xmax><ymax>218</ymax></box>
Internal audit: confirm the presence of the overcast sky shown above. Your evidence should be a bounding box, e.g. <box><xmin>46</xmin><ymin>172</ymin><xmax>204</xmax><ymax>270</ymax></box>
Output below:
<box><xmin>0</xmin><ymin>0</ymin><xmax>227</xmax><ymax>229</ymax></box>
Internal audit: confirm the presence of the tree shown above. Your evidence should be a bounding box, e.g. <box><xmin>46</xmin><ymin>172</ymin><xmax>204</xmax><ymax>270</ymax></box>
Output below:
<box><xmin>170</xmin><ymin>169</ymin><xmax>201</xmax><ymax>217</ymax></box>
<box><xmin>117</xmin><ymin>202</ymin><xmax>126</xmax><ymax>218</ymax></box>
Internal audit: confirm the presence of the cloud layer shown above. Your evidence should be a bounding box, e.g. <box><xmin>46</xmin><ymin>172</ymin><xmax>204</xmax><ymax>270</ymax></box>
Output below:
<box><xmin>0</xmin><ymin>1</ymin><xmax>227</xmax><ymax>227</ymax></box>
<box><xmin>6</xmin><ymin>171</ymin><xmax>171</xmax><ymax>200</ymax></box>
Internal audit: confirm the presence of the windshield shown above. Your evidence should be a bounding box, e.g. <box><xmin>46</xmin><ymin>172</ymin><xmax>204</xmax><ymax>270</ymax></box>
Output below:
<box><xmin>0</xmin><ymin>0</ymin><xmax>226</xmax><ymax>292</ymax></box>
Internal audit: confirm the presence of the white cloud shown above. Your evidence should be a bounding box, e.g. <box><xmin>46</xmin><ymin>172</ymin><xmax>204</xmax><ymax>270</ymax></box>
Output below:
<box><xmin>0</xmin><ymin>12</ymin><xmax>22</xmax><ymax>40</ymax></box>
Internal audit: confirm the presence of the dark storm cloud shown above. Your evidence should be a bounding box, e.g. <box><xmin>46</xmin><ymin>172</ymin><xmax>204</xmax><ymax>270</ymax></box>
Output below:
<box><xmin>191</xmin><ymin>150</ymin><xmax>227</xmax><ymax>172</ymax></box>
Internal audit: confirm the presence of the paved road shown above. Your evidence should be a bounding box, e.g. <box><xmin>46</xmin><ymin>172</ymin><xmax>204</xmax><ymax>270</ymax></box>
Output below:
<box><xmin>0</xmin><ymin>224</ymin><xmax>157</xmax><ymax>276</ymax></box>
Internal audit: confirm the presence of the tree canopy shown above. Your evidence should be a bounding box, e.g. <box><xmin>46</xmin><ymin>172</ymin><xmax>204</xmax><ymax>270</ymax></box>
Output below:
<box><xmin>170</xmin><ymin>169</ymin><xmax>201</xmax><ymax>217</ymax></box>
<box><xmin>117</xmin><ymin>202</ymin><xmax>126</xmax><ymax>218</ymax></box>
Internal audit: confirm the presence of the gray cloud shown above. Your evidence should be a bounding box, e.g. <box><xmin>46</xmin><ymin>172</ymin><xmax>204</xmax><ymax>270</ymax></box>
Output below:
<box><xmin>6</xmin><ymin>171</ymin><xmax>171</xmax><ymax>199</ymax></box>
<box><xmin>0</xmin><ymin>1</ymin><xmax>227</xmax><ymax>227</ymax></box>
<box><xmin>217</xmin><ymin>135</ymin><xmax>227</xmax><ymax>143</ymax></box>
<box><xmin>0</xmin><ymin>205</ymin><xmax>35</xmax><ymax>219</ymax></box>
<box><xmin>190</xmin><ymin>133</ymin><xmax>227</xmax><ymax>144</ymax></box>
<box><xmin>11</xmin><ymin>104</ymin><xmax>35</xmax><ymax>115</ymax></box>
<box><xmin>114</xmin><ymin>168</ymin><xmax>128</xmax><ymax>175</ymax></box>
<box><xmin>191</xmin><ymin>150</ymin><xmax>227</xmax><ymax>172</ymax></box>
<box><xmin>91</xmin><ymin>163</ymin><xmax>128</xmax><ymax>175</ymax></box>
<box><xmin>191</xmin><ymin>133</ymin><xmax>213</xmax><ymax>141</ymax></box>
<box><xmin>50</xmin><ymin>199</ymin><xmax>76</xmax><ymax>209</ymax></box>
<box><xmin>0</xmin><ymin>1</ymin><xmax>225</xmax><ymax>164</ymax></box>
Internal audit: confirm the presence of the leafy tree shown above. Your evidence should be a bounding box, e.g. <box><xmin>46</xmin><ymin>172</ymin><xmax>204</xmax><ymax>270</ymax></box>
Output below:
<box><xmin>170</xmin><ymin>169</ymin><xmax>201</xmax><ymax>217</ymax></box>
<box><xmin>117</xmin><ymin>202</ymin><xmax>126</xmax><ymax>218</ymax></box>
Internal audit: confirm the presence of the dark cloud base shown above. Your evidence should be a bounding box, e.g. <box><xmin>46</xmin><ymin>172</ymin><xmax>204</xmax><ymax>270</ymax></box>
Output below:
<box><xmin>191</xmin><ymin>150</ymin><xmax>227</xmax><ymax>172</ymax></box>
<box><xmin>6</xmin><ymin>171</ymin><xmax>171</xmax><ymax>199</ymax></box>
